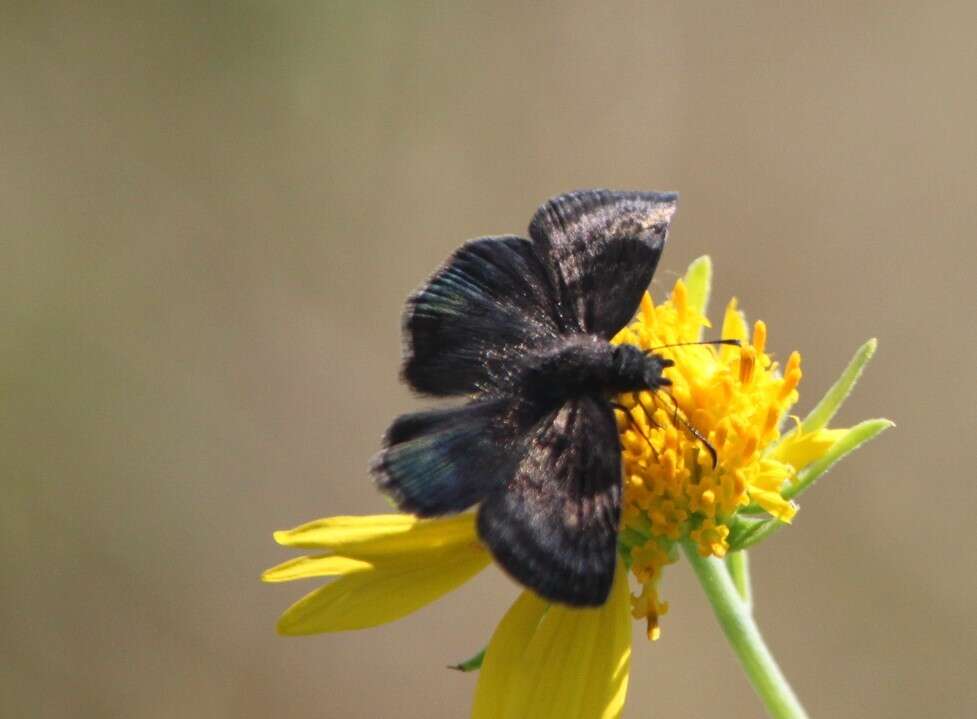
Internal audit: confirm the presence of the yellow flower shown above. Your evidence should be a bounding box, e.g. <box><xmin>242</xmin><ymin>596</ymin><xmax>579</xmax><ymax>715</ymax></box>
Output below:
<box><xmin>264</xmin><ymin>512</ymin><xmax>630</xmax><ymax>718</ymax></box>
<box><xmin>262</xmin><ymin>513</ymin><xmax>490</xmax><ymax>633</ymax></box>
<box><xmin>612</xmin><ymin>256</ymin><xmax>888</xmax><ymax>640</ymax></box>
<box><xmin>264</xmin><ymin>256</ymin><xmax>890</xmax><ymax>718</ymax></box>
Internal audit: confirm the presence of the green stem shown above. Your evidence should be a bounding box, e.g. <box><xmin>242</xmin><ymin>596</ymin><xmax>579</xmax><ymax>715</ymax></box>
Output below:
<box><xmin>683</xmin><ymin>541</ymin><xmax>808</xmax><ymax>719</ymax></box>
<box><xmin>725</xmin><ymin>549</ymin><xmax>752</xmax><ymax>611</ymax></box>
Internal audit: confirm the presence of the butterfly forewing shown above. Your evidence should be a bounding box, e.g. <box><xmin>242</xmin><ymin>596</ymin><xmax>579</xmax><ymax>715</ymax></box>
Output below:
<box><xmin>529</xmin><ymin>189</ymin><xmax>677</xmax><ymax>338</ymax></box>
<box><xmin>402</xmin><ymin>236</ymin><xmax>563</xmax><ymax>396</ymax></box>
<box><xmin>476</xmin><ymin>394</ymin><xmax>622</xmax><ymax>606</ymax></box>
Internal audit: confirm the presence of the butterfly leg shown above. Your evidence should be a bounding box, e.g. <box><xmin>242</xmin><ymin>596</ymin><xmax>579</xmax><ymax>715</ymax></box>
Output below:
<box><xmin>611</xmin><ymin>399</ymin><xmax>660</xmax><ymax>462</ymax></box>
<box><xmin>656</xmin><ymin>390</ymin><xmax>719</xmax><ymax>468</ymax></box>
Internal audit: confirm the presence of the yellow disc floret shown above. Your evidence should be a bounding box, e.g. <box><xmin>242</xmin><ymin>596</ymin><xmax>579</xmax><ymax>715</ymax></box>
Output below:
<box><xmin>613</xmin><ymin>279</ymin><xmax>802</xmax><ymax>639</ymax></box>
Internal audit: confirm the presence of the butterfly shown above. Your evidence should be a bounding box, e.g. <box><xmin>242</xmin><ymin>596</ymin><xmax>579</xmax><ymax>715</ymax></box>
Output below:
<box><xmin>372</xmin><ymin>189</ymin><xmax>682</xmax><ymax>606</ymax></box>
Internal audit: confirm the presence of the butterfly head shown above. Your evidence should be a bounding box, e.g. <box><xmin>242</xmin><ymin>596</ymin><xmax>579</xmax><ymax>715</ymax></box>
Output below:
<box><xmin>609</xmin><ymin>343</ymin><xmax>673</xmax><ymax>394</ymax></box>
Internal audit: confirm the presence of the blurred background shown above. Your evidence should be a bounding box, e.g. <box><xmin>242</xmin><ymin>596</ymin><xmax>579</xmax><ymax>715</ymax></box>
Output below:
<box><xmin>2</xmin><ymin>2</ymin><xmax>975</xmax><ymax>717</ymax></box>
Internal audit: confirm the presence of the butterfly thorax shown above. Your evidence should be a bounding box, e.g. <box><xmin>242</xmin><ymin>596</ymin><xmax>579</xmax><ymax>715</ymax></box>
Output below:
<box><xmin>517</xmin><ymin>336</ymin><xmax>672</xmax><ymax>404</ymax></box>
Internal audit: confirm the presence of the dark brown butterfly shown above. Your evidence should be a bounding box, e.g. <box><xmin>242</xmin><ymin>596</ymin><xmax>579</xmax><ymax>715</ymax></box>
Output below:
<box><xmin>372</xmin><ymin>190</ymin><xmax>679</xmax><ymax>606</ymax></box>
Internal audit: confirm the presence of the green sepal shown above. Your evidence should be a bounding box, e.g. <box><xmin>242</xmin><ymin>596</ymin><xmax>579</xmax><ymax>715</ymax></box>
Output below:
<box><xmin>619</xmin><ymin>524</ymin><xmax>651</xmax><ymax>551</ymax></box>
<box><xmin>782</xmin><ymin>418</ymin><xmax>894</xmax><ymax>500</ymax></box>
<box><xmin>780</xmin><ymin>338</ymin><xmax>877</xmax><ymax>446</ymax></box>
<box><xmin>449</xmin><ymin>647</ymin><xmax>486</xmax><ymax>673</ymax></box>
<box><xmin>731</xmin><ymin>418</ymin><xmax>893</xmax><ymax>548</ymax></box>
<box><xmin>737</xmin><ymin>338</ymin><xmax>888</xmax><ymax>516</ymax></box>
<box><xmin>682</xmin><ymin>255</ymin><xmax>713</xmax><ymax>334</ymax></box>
<box><xmin>728</xmin><ymin>515</ymin><xmax>780</xmax><ymax>551</ymax></box>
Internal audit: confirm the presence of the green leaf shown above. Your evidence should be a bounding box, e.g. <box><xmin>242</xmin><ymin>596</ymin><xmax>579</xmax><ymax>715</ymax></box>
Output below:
<box><xmin>783</xmin><ymin>418</ymin><xmax>893</xmax><ymax>500</ymax></box>
<box><xmin>799</xmin><ymin>338</ymin><xmax>877</xmax><ymax>435</ymax></box>
<box><xmin>682</xmin><ymin>255</ymin><xmax>712</xmax><ymax>336</ymax></box>
<box><xmin>449</xmin><ymin>647</ymin><xmax>486</xmax><ymax>672</ymax></box>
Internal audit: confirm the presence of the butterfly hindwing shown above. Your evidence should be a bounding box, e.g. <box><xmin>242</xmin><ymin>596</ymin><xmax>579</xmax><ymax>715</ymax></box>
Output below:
<box><xmin>373</xmin><ymin>399</ymin><xmax>519</xmax><ymax>516</ymax></box>
<box><xmin>476</xmin><ymin>394</ymin><xmax>622</xmax><ymax>606</ymax></box>
<box><xmin>403</xmin><ymin>236</ymin><xmax>563</xmax><ymax>396</ymax></box>
<box><xmin>529</xmin><ymin>189</ymin><xmax>677</xmax><ymax>338</ymax></box>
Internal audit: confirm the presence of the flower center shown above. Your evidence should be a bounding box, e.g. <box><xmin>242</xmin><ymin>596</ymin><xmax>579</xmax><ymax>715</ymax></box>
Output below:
<box><xmin>612</xmin><ymin>280</ymin><xmax>802</xmax><ymax>639</ymax></box>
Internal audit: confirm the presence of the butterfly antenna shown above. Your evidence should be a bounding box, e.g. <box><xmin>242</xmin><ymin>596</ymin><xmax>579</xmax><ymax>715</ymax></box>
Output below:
<box><xmin>658</xmin><ymin>390</ymin><xmax>719</xmax><ymax>469</ymax></box>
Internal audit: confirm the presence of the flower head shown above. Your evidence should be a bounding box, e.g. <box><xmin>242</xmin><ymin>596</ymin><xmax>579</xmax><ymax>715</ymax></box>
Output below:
<box><xmin>613</xmin><ymin>258</ymin><xmax>813</xmax><ymax>638</ymax></box>
<box><xmin>263</xmin><ymin>256</ymin><xmax>890</xmax><ymax>718</ymax></box>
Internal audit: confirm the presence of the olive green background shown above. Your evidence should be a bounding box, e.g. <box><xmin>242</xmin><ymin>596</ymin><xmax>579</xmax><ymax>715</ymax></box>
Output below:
<box><xmin>2</xmin><ymin>3</ymin><xmax>975</xmax><ymax>717</ymax></box>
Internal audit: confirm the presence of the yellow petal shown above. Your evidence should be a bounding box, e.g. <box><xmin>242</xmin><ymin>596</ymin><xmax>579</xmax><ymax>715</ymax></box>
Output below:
<box><xmin>720</xmin><ymin>298</ymin><xmax>749</xmax><ymax>366</ymax></box>
<box><xmin>277</xmin><ymin>544</ymin><xmax>490</xmax><ymax>634</ymax></box>
<box><xmin>472</xmin><ymin>564</ymin><xmax>631</xmax><ymax>719</ymax></box>
<box><xmin>471</xmin><ymin>590</ymin><xmax>549</xmax><ymax>718</ymax></box>
<box><xmin>771</xmin><ymin>427</ymin><xmax>847</xmax><ymax>470</ymax></box>
<box><xmin>721</xmin><ymin>297</ymin><xmax>748</xmax><ymax>343</ymax></box>
<box><xmin>261</xmin><ymin>555</ymin><xmax>373</xmax><ymax>583</ymax></box>
<box><xmin>748</xmin><ymin>458</ymin><xmax>794</xmax><ymax>493</ymax></box>
<box><xmin>748</xmin><ymin>488</ymin><xmax>797</xmax><ymax>523</ymax></box>
<box><xmin>273</xmin><ymin>512</ymin><xmax>478</xmax><ymax>555</ymax></box>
